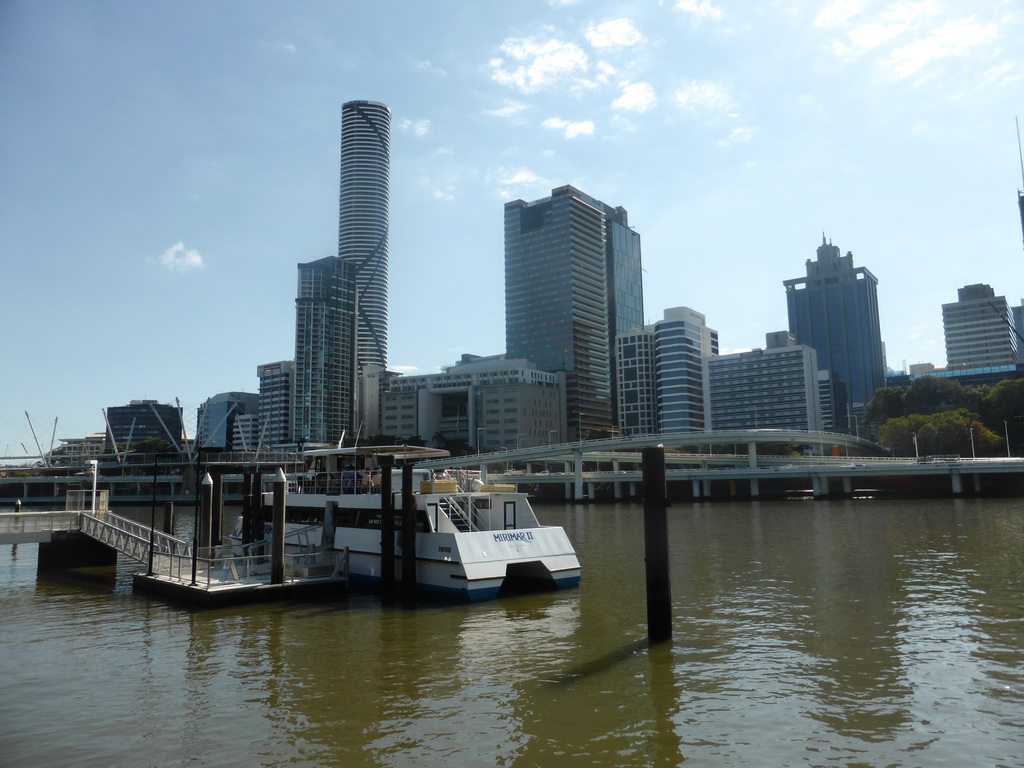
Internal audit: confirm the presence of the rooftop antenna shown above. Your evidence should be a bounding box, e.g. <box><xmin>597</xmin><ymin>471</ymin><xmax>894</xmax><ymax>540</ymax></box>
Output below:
<box><xmin>1017</xmin><ymin>116</ymin><xmax>1024</xmax><ymax>252</ymax></box>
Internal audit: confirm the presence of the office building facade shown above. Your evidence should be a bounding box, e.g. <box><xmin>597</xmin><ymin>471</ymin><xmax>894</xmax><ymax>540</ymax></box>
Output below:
<box><xmin>942</xmin><ymin>284</ymin><xmax>1018</xmax><ymax>369</ymax></box>
<box><xmin>378</xmin><ymin>354</ymin><xmax>564</xmax><ymax>450</ymax></box>
<box><xmin>196</xmin><ymin>392</ymin><xmax>260</xmax><ymax>450</ymax></box>
<box><xmin>784</xmin><ymin>236</ymin><xmax>884</xmax><ymax>433</ymax></box>
<box><xmin>105</xmin><ymin>400</ymin><xmax>185</xmax><ymax>452</ymax></box>
<box><xmin>704</xmin><ymin>332</ymin><xmax>822</xmax><ymax>432</ymax></box>
<box><xmin>505</xmin><ymin>185</ymin><xmax>643</xmax><ymax>441</ymax></box>
<box><xmin>293</xmin><ymin>256</ymin><xmax>357</xmax><ymax>446</ymax></box>
<box><xmin>339</xmin><ymin>100</ymin><xmax>391</xmax><ymax>370</ymax></box>
<box><xmin>257</xmin><ymin>360</ymin><xmax>295</xmax><ymax>448</ymax></box>
<box><xmin>615</xmin><ymin>307</ymin><xmax>718</xmax><ymax>436</ymax></box>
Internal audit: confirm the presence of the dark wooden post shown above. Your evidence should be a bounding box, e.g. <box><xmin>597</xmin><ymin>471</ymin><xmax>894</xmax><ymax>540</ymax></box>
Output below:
<box><xmin>401</xmin><ymin>463</ymin><xmax>416</xmax><ymax>601</ymax></box>
<box><xmin>271</xmin><ymin>468</ymin><xmax>286</xmax><ymax>585</ymax></box>
<box><xmin>240</xmin><ymin>472</ymin><xmax>253</xmax><ymax>545</ymax></box>
<box><xmin>379</xmin><ymin>454</ymin><xmax>396</xmax><ymax>595</ymax></box>
<box><xmin>643</xmin><ymin>446</ymin><xmax>672</xmax><ymax>643</ymax></box>
<box><xmin>162</xmin><ymin>502</ymin><xmax>174</xmax><ymax>534</ymax></box>
<box><xmin>211</xmin><ymin>472</ymin><xmax>224</xmax><ymax>546</ymax></box>
<box><xmin>192</xmin><ymin>473</ymin><xmax>212</xmax><ymax>585</ymax></box>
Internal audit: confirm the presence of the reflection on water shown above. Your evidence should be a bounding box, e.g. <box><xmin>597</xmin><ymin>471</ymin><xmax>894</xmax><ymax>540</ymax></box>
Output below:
<box><xmin>1</xmin><ymin>498</ymin><xmax>1023</xmax><ymax>767</ymax></box>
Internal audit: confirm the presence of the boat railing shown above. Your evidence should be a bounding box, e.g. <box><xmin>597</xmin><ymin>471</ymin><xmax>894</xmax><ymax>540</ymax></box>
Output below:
<box><xmin>434</xmin><ymin>494</ymin><xmax>487</xmax><ymax>533</ymax></box>
<box><xmin>149</xmin><ymin>547</ymin><xmax>347</xmax><ymax>587</ymax></box>
<box><xmin>293</xmin><ymin>471</ymin><xmax>382</xmax><ymax>496</ymax></box>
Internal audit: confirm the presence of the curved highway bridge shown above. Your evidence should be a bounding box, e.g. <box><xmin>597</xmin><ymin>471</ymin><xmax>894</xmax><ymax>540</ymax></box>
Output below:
<box><xmin>416</xmin><ymin>430</ymin><xmax>1023</xmax><ymax>500</ymax></box>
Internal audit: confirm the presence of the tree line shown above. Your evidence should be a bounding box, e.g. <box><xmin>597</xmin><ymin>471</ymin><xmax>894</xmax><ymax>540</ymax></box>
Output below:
<box><xmin>867</xmin><ymin>377</ymin><xmax>1024</xmax><ymax>457</ymax></box>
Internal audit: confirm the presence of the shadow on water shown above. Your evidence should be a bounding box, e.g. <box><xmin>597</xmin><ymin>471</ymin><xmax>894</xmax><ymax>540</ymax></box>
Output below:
<box><xmin>542</xmin><ymin>636</ymin><xmax>653</xmax><ymax>685</ymax></box>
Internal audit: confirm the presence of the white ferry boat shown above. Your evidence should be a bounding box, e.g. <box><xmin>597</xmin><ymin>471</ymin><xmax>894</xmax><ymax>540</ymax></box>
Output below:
<box><xmin>230</xmin><ymin>445</ymin><xmax>580</xmax><ymax>600</ymax></box>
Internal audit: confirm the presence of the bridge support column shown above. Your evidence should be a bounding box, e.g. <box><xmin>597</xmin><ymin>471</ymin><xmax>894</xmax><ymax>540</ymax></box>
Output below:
<box><xmin>37</xmin><ymin>533</ymin><xmax>116</xmax><ymax>574</ymax></box>
<box><xmin>629</xmin><ymin>481</ymin><xmax>637</xmax><ymax>498</ymax></box>
<box><xmin>811</xmin><ymin>476</ymin><xmax>823</xmax><ymax>497</ymax></box>
<box><xmin>692</xmin><ymin>479</ymin><xmax>701</xmax><ymax>498</ymax></box>
<box><xmin>612</xmin><ymin>460</ymin><xmax>621</xmax><ymax>499</ymax></box>
<box><xmin>748</xmin><ymin>442</ymin><xmax>758</xmax><ymax>469</ymax></box>
<box><xmin>587</xmin><ymin>481</ymin><xmax>596</xmax><ymax>500</ymax></box>
<box><xmin>478</xmin><ymin>462</ymin><xmax>488</xmax><ymax>486</ymax></box>
<box><xmin>573</xmin><ymin>451</ymin><xmax>584</xmax><ymax>501</ymax></box>
<box><xmin>842</xmin><ymin>476</ymin><xmax>852</xmax><ymax>496</ymax></box>
<box><xmin>973</xmin><ymin>474</ymin><xmax>981</xmax><ymax>493</ymax></box>
<box><xmin>951</xmin><ymin>473</ymin><xmax>963</xmax><ymax>495</ymax></box>
<box><xmin>750</xmin><ymin>478</ymin><xmax>760</xmax><ymax>497</ymax></box>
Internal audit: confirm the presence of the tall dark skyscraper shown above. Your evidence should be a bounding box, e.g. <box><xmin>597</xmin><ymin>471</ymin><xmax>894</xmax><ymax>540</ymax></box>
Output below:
<box><xmin>339</xmin><ymin>100</ymin><xmax>391</xmax><ymax>370</ymax></box>
<box><xmin>505</xmin><ymin>185</ymin><xmax>643</xmax><ymax>440</ymax></box>
<box><xmin>293</xmin><ymin>256</ymin><xmax>357</xmax><ymax>445</ymax></box>
<box><xmin>784</xmin><ymin>236</ymin><xmax>884</xmax><ymax>433</ymax></box>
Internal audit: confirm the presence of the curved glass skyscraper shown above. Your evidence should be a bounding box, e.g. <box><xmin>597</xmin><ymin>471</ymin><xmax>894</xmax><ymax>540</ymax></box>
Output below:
<box><xmin>339</xmin><ymin>100</ymin><xmax>390</xmax><ymax>370</ymax></box>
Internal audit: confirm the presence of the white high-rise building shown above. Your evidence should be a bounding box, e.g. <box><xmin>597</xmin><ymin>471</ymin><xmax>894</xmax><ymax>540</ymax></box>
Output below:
<box><xmin>257</xmin><ymin>360</ymin><xmax>294</xmax><ymax>448</ymax></box>
<box><xmin>339</xmin><ymin>100</ymin><xmax>391</xmax><ymax>370</ymax></box>
<box><xmin>703</xmin><ymin>332</ymin><xmax>822</xmax><ymax>432</ymax></box>
<box><xmin>615</xmin><ymin>307</ymin><xmax>718</xmax><ymax>435</ymax></box>
<box><xmin>942</xmin><ymin>284</ymin><xmax>1018</xmax><ymax>369</ymax></box>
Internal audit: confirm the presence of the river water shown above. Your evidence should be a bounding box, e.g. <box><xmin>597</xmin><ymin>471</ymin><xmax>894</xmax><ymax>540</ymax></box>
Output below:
<box><xmin>1</xmin><ymin>498</ymin><xmax>1022</xmax><ymax>768</ymax></box>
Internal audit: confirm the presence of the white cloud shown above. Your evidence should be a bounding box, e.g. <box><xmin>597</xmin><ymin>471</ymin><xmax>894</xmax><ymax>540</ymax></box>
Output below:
<box><xmin>612</xmin><ymin>82</ymin><xmax>656</xmax><ymax>112</ymax></box>
<box><xmin>416</xmin><ymin>60</ymin><xmax>448</xmax><ymax>76</ymax></box>
<box><xmin>675</xmin><ymin>0</ymin><xmax>722</xmax><ymax>21</ymax></box>
<box><xmin>673</xmin><ymin>80</ymin><xmax>733</xmax><ymax>112</ymax></box>
<box><xmin>815</xmin><ymin>0</ymin><xmax>863</xmax><ymax>28</ymax></box>
<box><xmin>716</xmin><ymin>125</ymin><xmax>757</xmax><ymax>146</ymax></box>
<box><xmin>490</xmin><ymin>37</ymin><xmax>589</xmax><ymax>93</ymax></box>
<box><xmin>543</xmin><ymin>117</ymin><xmax>596</xmax><ymax>139</ymax></box>
<box><xmin>398</xmin><ymin>118</ymin><xmax>431</xmax><ymax>136</ymax></box>
<box><xmin>585</xmin><ymin>18</ymin><xmax>644</xmax><ymax>48</ymax></box>
<box><xmin>155</xmin><ymin>242</ymin><xmax>203</xmax><ymax>272</ymax></box>
<box><xmin>888</xmin><ymin>18</ymin><xmax>998</xmax><ymax>78</ymax></box>
<box><xmin>485</xmin><ymin>101</ymin><xmax>528</xmax><ymax>118</ymax></box>
<box><xmin>495</xmin><ymin>167</ymin><xmax>542</xmax><ymax>186</ymax></box>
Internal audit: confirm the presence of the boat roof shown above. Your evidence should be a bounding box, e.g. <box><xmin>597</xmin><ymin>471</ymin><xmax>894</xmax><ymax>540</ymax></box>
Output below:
<box><xmin>303</xmin><ymin>445</ymin><xmax>451</xmax><ymax>461</ymax></box>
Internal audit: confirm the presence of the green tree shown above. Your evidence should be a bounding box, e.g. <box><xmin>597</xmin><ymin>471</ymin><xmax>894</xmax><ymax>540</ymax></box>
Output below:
<box><xmin>881</xmin><ymin>409</ymin><xmax>1002</xmax><ymax>457</ymax></box>
<box><xmin>903</xmin><ymin>377</ymin><xmax>982</xmax><ymax>416</ymax></box>
<box><xmin>866</xmin><ymin>387</ymin><xmax>907</xmax><ymax>424</ymax></box>
<box><xmin>980</xmin><ymin>379</ymin><xmax>1024</xmax><ymax>452</ymax></box>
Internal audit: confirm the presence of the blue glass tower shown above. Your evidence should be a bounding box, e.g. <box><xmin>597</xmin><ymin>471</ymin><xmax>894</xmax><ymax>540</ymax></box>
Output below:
<box><xmin>784</xmin><ymin>236</ymin><xmax>884</xmax><ymax>433</ymax></box>
<box><xmin>505</xmin><ymin>185</ymin><xmax>643</xmax><ymax>440</ymax></box>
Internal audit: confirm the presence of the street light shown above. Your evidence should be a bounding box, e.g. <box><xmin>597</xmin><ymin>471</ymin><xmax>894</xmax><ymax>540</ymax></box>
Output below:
<box><xmin>969</xmin><ymin>427</ymin><xmax>976</xmax><ymax>459</ymax></box>
<box><xmin>88</xmin><ymin>459</ymin><xmax>98</xmax><ymax>514</ymax></box>
<box><xmin>1006</xmin><ymin>420</ymin><xmax>1012</xmax><ymax>458</ymax></box>
<box><xmin>476</xmin><ymin>427</ymin><xmax>484</xmax><ymax>451</ymax></box>
<box><xmin>912</xmin><ymin>432</ymin><xmax>919</xmax><ymax>459</ymax></box>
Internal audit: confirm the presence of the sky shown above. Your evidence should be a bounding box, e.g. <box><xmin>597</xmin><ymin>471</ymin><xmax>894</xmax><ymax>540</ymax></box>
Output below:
<box><xmin>1</xmin><ymin>0</ymin><xmax>1022</xmax><ymax>459</ymax></box>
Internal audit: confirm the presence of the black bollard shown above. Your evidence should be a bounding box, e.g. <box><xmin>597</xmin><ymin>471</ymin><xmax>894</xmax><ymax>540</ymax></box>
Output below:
<box><xmin>401</xmin><ymin>463</ymin><xmax>416</xmax><ymax>602</ymax></box>
<box><xmin>379</xmin><ymin>454</ymin><xmax>396</xmax><ymax>595</ymax></box>
<box><xmin>271</xmin><ymin>468</ymin><xmax>286</xmax><ymax>585</ymax></box>
<box><xmin>642</xmin><ymin>446</ymin><xmax>672</xmax><ymax>644</ymax></box>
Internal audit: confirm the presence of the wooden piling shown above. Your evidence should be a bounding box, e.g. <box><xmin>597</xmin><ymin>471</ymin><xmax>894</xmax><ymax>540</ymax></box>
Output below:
<box><xmin>379</xmin><ymin>454</ymin><xmax>396</xmax><ymax>595</ymax></box>
<box><xmin>271</xmin><ymin>469</ymin><xmax>286</xmax><ymax>585</ymax></box>
<box><xmin>211</xmin><ymin>472</ymin><xmax>224</xmax><ymax>546</ymax></box>
<box><xmin>401</xmin><ymin>463</ymin><xmax>416</xmax><ymax>601</ymax></box>
<box><xmin>643</xmin><ymin>446</ymin><xmax>672</xmax><ymax>643</ymax></box>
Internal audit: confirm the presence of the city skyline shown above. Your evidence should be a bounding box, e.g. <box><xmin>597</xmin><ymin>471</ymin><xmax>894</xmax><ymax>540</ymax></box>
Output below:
<box><xmin>2</xmin><ymin>1</ymin><xmax>1022</xmax><ymax>455</ymax></box>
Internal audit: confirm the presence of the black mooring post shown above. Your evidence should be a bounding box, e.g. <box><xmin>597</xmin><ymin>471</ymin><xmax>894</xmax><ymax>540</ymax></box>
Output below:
<box><xmin>379</xmin><ymin>454</ymin><xmax>396</xmax><ymax>595</ymax></box>
<box><xmin>240</xmin><ymin>472</ymin><xmax>252</xmax><ymax>545</ymax></box>
<box><xmin>643</xmin><ymin>446</ymin><xmax>672</xmax><ymax>643</ymax></box>
<box><xmin>401</xmin><ymin>463</ymin><xmax>416</xmax><ymax>602</ymax></box>
<box><xmin>271</xmin><ymin>469</ymin><xmax>286</xmax><ymax>585</ymax></box>
<box><xmin>250</xmin><ymin>471</ymin><xmax>264</xmax><ymax>544</ymax></box>
<box><xmin>163</xmin><ymin>502</ymin><xmax>174</xmax><ymax>535</ymax></box>
<box><xmin>211</xmin><ymin>472</ymin><xmax>224</xmax><ymax>546</ymax></box>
